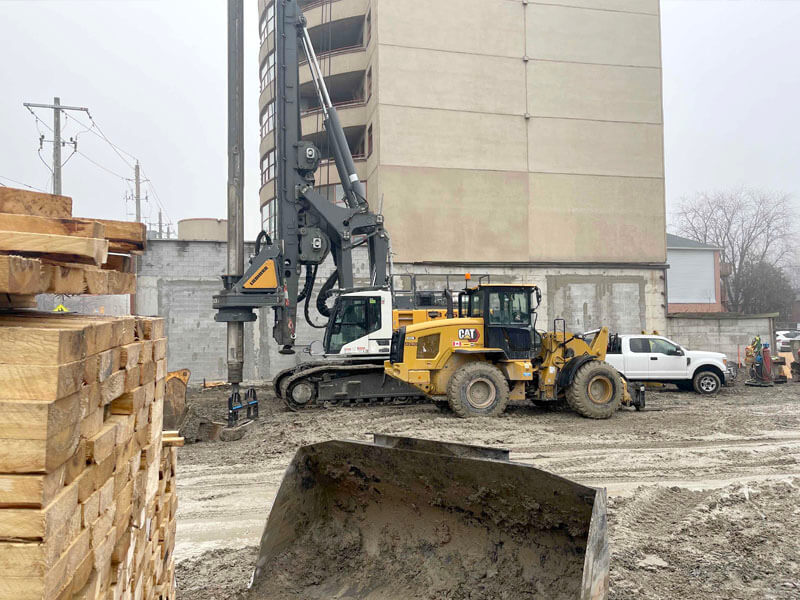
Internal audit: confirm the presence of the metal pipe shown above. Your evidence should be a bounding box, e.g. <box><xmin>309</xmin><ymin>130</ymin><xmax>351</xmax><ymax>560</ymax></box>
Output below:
<box><xmin>302</xmin><ymin>26</ymin><xmax>333</xmax><ymax>109</ymax></box>
<box><xmin>226</xmin><ymin>0</ymin><xmax>245</xmax><ymax>385</ymax></box>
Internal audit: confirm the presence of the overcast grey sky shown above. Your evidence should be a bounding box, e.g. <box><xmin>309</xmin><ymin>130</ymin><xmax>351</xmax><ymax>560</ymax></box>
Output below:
<box><xmin>1</xmin><ymin>0</ymin><xmax>798</xmax><ymax>239</ymax></box>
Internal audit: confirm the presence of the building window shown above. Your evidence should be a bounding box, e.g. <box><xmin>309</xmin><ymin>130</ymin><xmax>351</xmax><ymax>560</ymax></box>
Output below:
<box><xmin>260</xmin><ymin>3</ymin><xmax>275</xmax><ymax>44</ymax></box>
<box><xmin>365</xmin><ymin>10</ymin><xmax>371</xmax><ymax>44</ymax></box>
<box><xmin>367</xmin><ymin>124</ymin><xmax>373</xmax><ymax>157</ymax></box>
<box><xmin>261</xmin><ymin>199</ymin><xmax>278</xmax><ymax>240</ymax></box>
<box><xmin>261</xmin><ymin>150</ymin><xmax>276</xmax><ymax>186</ymax></box>
<box><xmin>260</xmin><ymin>101</ymin><xmax>275</xmax><ymax>138</ymax></box>
<box><xmin>365</xmin><ymin>67</ymin><xmax>372</xmax><ymax>101</ymax></box>
<box><xmin>260</xmin><ymin>52</ymin><xmax>275</xmax><ymax>92</ymax></box>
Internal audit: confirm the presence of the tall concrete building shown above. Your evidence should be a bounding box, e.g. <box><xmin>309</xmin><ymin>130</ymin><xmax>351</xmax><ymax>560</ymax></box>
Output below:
<box><xmin>257</xmin><ymin>0</ymin><xmax>667</xmax><ymax>334</ymax></box>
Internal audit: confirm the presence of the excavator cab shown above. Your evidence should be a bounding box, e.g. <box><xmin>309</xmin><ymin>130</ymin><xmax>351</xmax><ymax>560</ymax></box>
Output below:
<box><xmin>323</xmin><ymin>290</ymin><xmax>394</xmax><ymax>356</ymax></box>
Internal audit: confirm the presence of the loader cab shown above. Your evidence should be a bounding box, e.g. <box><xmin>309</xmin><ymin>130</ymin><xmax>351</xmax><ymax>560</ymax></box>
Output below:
<box><xmin>461</xmin><ymin>284</ymin><xmax>542</xmax><ymax>359</ymax></box>
<box><xmin>323</xmin><ymin>289</ymin><xmax>394</xmax><ymax>356</ymax></box>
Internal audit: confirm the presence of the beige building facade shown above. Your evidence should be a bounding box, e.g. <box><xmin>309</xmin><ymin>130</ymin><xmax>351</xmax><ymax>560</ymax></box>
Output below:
<box><xmin>257</xmin><ymin>0</ymin><xmax>668</xmax><ymax>333</ymax></box>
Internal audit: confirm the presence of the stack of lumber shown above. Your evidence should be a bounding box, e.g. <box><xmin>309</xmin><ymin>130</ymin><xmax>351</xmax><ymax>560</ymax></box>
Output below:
<box><xmin>0</xmin><ymin>313</ymin><xmax>179</xmax><ymax>600</ymax></box>
<box><xmin>0</xmin><ymin>187</ymin><xmax>145</xmax><ymax>307</ymax></box>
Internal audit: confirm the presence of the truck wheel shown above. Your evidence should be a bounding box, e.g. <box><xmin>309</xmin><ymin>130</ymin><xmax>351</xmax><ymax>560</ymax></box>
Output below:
<box><xmin>693</xmin><ymin>370</ymin><xmax>721</xmax><ymax>395</ymax></box>
<box><xmin>566</xmin><ymin>361</ymin><xmax>623</xmax><ymax>419</ymax></box>
<box><xmin>447</xmin><ymin>362</ymin><xmax>509</xmax><ymax>418</ymax></box>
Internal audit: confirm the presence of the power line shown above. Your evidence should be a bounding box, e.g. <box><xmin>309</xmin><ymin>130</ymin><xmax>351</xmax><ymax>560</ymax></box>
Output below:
<box><xmin>75</xmin><ymin>150</ymin><xmax>130</xmax><ymax>180</ymax></box>
<box><xmin>0</xmin><ymin>175</ymin><xmax>48</xmax><ymax>192</ymax></box>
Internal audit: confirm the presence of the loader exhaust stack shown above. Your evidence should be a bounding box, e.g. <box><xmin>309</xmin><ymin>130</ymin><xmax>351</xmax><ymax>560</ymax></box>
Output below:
<box><xmin>248</xmin><ymin>435</ymin><xmax>608</xmax><ymax>599</ymax></box>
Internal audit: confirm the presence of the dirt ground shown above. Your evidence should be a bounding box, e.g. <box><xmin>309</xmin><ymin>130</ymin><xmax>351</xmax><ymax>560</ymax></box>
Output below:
<box><xmin>174</xmin><ymin>382</ymin><xmax>800</xmax><ymax>599</ymax></box>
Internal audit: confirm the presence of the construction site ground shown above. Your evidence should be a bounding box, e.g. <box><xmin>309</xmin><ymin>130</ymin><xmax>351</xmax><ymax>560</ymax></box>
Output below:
<box><xmin>174</xmin><ymin>381</ymin><xmax>800</xmax><ymax>599</ymax></box>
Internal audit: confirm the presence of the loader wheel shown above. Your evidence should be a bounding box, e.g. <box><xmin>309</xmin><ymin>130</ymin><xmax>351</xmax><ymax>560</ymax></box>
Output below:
<box><xmin>447</xmin><ymin>363</ymin><xmax>509</xmax><ymax>418</ymax></box>
<box><xmin>566</xmin><ymin>361</ymin><xmax>622</xmax><ymax>419</ymax></box>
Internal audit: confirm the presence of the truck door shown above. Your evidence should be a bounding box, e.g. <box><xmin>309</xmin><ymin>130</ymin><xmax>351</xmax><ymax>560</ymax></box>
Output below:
<box><xmin>647</xmin><ymin>337</ymin><xmax>687</xmax><ymax>379</ymax></box>
<box><xmin>626</xmin><ymin>337</ymin><xmax>653</xmax><ymax>378</ymax></box>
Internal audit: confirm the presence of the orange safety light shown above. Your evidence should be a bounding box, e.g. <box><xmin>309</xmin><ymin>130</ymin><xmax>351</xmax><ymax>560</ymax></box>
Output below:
<box><xmin>464</xmin><ymin>272</ymin><xmax>471</xmax><ymax>281</ymax></box>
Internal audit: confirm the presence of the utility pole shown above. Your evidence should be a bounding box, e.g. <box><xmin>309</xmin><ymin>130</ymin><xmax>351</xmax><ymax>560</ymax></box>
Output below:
<box><xmin>225</xmin><ymin>0</ymin><xmax>246</xmax><ymax>390</ymax></box>
<box><xmin>53</xmin><ymin>98</ymin><xmax>61</xmax><ymax>194</ymax></box>
<box><xmin>23</xmin><ymin>98</ymin><xmax>89</xmax><ymax>195</ymax></box>
<box><xmin>134</xmin><ymin>161</ymin><xmax>141</xmax><ymax>223</ymax></box>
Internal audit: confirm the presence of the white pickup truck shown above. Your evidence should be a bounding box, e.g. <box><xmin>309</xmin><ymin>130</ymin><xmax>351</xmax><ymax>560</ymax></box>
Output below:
<box><xmin>605</xmin><ymin>334</ymin><xmax>732</xmax><ymax>394</ymax></box>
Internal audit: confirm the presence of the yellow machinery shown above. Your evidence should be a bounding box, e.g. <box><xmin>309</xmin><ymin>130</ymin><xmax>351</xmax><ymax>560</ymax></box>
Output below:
<box><xmin>386</xmin><ymin>283</ymin><xmax>638</xmax><ymax>418</ymax></box>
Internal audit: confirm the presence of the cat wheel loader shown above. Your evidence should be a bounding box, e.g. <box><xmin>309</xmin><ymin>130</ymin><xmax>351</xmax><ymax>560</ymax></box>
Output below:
<box><xmin>386</xmin><ymin>282</ymin><xmax>641</xmax><ymax>418</ymax></box>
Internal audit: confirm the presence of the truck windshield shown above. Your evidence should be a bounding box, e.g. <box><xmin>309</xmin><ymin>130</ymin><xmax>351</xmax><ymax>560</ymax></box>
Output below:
<box><xmin>326</xmin><ymin>296</ymin><xmax>382</xmax><ymax>354</ymax></box>
<box><xmin>487</xmin><ymin>291</ymin><xmax>530</xmax><ymax>325</ymax></box>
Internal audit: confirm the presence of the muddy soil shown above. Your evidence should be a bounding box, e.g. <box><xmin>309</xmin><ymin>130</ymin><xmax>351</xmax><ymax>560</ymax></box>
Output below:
<box><xmin>175</xmin><ymin>382</ymin><xmax>800</xmax><ymax>599</ymax></box>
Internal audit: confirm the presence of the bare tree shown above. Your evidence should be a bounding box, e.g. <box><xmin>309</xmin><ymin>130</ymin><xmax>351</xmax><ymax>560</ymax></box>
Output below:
<box><xmin>673</xmin><ymin>188</ymin><xmax>795</xmax><ymax>313</ymax></box>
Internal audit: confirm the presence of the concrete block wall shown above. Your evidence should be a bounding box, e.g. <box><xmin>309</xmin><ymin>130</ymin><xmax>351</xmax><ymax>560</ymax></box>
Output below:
<box><xmin>666</xmin><ymin>315</ymin><xmax>775</xmax><ymax>364</ymax></box>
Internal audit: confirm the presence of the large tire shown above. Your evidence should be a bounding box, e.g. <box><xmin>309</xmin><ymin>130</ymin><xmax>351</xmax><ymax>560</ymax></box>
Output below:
<box><xmin>693</xmin><ymin>370</ymin><xmax>721</xmax><ymax>395</ymax></box>
<box><xmin>447</xmin><ymin>362</ymin><xmax>509</xmax><ymax>418</ymax></box>
<box><xmin>566</xmin><ymin>360</ymin><xmax>623</xmax><ymax>419</ymax></box>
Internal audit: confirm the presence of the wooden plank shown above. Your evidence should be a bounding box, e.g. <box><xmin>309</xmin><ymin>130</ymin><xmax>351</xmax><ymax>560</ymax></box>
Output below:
<box><xmin>0</xmin><ymin>231</ymin><xmax>108</xmax><ymax>266</ymax></box>
<box><xmin>0</xmin><ymin>187</ymin><xmax>72</xmax><ymax>219</ymax></box>
<box><xmin>0</xmin><ymin>401</ymin><xmax>81</xmax><ymax>474</ymax></box>
<box><xmin>135</xmin><ymin>317</ymin><xmax>164</xmax><ymax>341</ymax></box>
<box><xmin>0</xmin><ymin>212</ymin><xmax>104</xmax><ymax>239</ymax></box>
<box><xmin>99</xmin><ymin>370</ymin><xmax>125</xmax><ymax>406</ymax></box>
<box><xmin>0</xmin><ymin>526</ymin><xmax>91</xmax><ymax>600</ymax></box>
<box><xmin>87</xmin><ymin>219</ymin><xmax>145</xmax><ymax>251</ymax></box>
<box><xmin>0</xmin><ymin>360</ymin><xmax>83</xmax><ymax>400</ymax></box>
<box><xmin>0</xmin><ymin>480</ymin><xmax>78</xmax><ymax>539</ymax></box>
<box><xmin>0</xmin><ymin>323</ymin><xmax>85</xmax><ymax>365</ymax></box>
<box><xmin>0</xmin><ymin>313</ymin><xmax>116</xmax><ymax>355</ymax></box>
<box><xmin>0</xmin><ymin>255</ymin><xmax>42</xmax><ymax>295</ymax></box>
<box><xmin>110</xmin><ymin>386</ymin><xmax>147</xmax><ymax>416</ymax></box>
<box><xmin>0</xmin><ymin>465</ymin><xmax>66</xmax><ymax>508</ymax></box>
<box><xmin>102</xmin><ymin>254</ymin><xmax>133</xmax><ymax>273</ymax></box>
<box><xmin>118</xmin><ymin>343</ymin><xmax>141</xmax><ymax>370</ymax></box>
<box><xmin>0</xmin><ymin>511</ymin><xmax>79</xmax><ymax>580</ymax></box>
<box><xmin>85</xmin><ymin>422</ymin><xmax>118</xmax><ymax>465</ymax></box>
<box><xmin>139</xmin><ymin>362</ymin><xmax>156</xmax><ymax>386</ymax></box>
<box><xmin>0</xmin><ymin>293</ymin><xmax>37</xmax><ymax>308</ymax></box>
<box><xmin>82</xmin><ymin>267</ymin><xmax>135</xmax><ymax>295</ymax></box>
<box><xmin>42</xmin><ymin>263</ymin><xmax>86</xmax><ymax>294</ymax></box>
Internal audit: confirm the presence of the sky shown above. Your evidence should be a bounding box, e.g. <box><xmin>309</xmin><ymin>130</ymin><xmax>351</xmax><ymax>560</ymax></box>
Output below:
<box><xmin>0</xmin><ymin>0</ymin><xmax>799</xmax><ymax>239</ymax></box>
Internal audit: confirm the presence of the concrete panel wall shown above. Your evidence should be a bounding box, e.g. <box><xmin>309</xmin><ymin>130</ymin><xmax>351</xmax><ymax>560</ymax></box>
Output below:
<box><xmin>526</xmin><ymin>3</ymin><xmax>661</xmax><ymax>67</ymax></box>
<box><xmin>528</xmin><ymin>61</ymin><xmax>662</xmax><ymax>123</ymax></box>
<box><xmin>392</xmin><ymin>262</ymin><xmax>667</xmax><ymax>335</ymax></box>
<box><xmin>528</xmin><ymin>118</ymin><xmax>664</xmax><ymax>177</ymax></box>
<box><xmin>531</xmin><ymin>0</ymin><xmax>659</xmax><ymax>14</ymax></box>
<box><xmin>379</xmin><ymin>45</ymin><xmax>525</xmax><ymax>115</ymax></box>
<box><xmin>379</xmin><ymin>166</ymin><xmax>529</xmax><ymax>262</ymax></box>
<box><xmin>377</xmin><ymin>0</ymin><xmax>524</xmax><ymax>57</ymax></box>
<box><xmin>380</xmin><ymin>106</ymin><xmax>527</xmax><ymax>172</ymax></box>
<box><xmin>667</xmin><ymin>316</ymin><xmax>775</xmax><ymax>363</ymax></box>
<box><xmin>528</xmin><ymin>173</ymin><xmax>666</xmax><ymax>262</ymax></box>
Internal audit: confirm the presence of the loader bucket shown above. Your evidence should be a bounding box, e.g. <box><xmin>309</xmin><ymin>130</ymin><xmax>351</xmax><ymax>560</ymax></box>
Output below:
<box><xmin>248</xmin><ymin>435</ymin><xmax>608</xmax><ymax>600</ymax></box>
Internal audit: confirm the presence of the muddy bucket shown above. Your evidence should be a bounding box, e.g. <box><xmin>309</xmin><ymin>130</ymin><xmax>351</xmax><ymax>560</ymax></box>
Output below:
<box><xmin>248</xmin><ymin>435</ymin><xmax>608</xmax><ymax>599</ymax></box>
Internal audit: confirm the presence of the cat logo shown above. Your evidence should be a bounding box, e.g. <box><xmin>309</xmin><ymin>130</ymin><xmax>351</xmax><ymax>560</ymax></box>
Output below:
<box><xmin>243</xmin><ymin>259</ymin><xmax>278</xmax><ymax>289</ymax></box>
<box><xmin>457</xmin><ymin>328</ymin><xmax>480</xmax><ymax>342</ymax></box>
<box><xmin>53</xmin><ymin>304</ymin><xmax>70</xmax><ymax>313</ymax></box>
